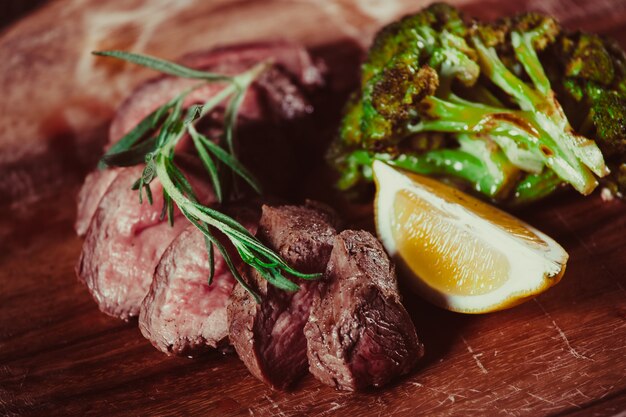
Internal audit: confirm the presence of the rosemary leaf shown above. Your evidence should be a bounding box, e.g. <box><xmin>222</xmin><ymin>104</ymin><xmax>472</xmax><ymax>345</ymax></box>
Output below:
<box><xmin>223</xmin><ymin>88</ymin><xmax>246</xmax><ymax>155</ymax></box>
<box><xmin>184</xmin><ymin>104</ymin><xmax>203</xmax><ymax>125</ymax></box>
<box><xmin>278</xmin><ymin>264</ymin><xmax>323</xmax><ymax>280</ymax></box>
<box><xmin>255</xmin><ymin>266</ymin><xmax>300</xmax><ymax>292</ymax></box>
<box><xmin>205</xmin><ymin>236</ymin><xmax>215</xmax><ymax>285</ymax></box>
<box><xmin>93</xmin><ymin>50</ymin><xmax>232</xmax><ymax>82</ymax></box>
<box><xmin>168</xmin><ymin>161</ymin><xmax>197</xmax><ymax>202</ymax></box>
<box><xmin>183</xmin><ymin>211</ymin><xmax>260</xmax><ymax>301</ymax></box>
<box><xmin>101</xmin><ymin>137</ymin><xmax>157</xmax><ymax>167</ymax></box>
<box><xmin>99</xmin><ymin>107</ymin><xmax>167</xmax><ymax>169</ymax></box>
<box><xmin>156</xmin><ymin>97</ymin><xmax>185</xmax><ymax>149</ymax></box>
<box><xmin>191</xmin><ymin>128</ymin><xmax>262</xmax><ymax>194</ymax></box>
<box><xmin>191</xmin><ymin>203</ymin><xmax>254</xmax><ymax>236</ymax></box>
<box><xmin>167</xmin><ymin>192</ymin><xmax>175</xmax><ymax>226</ymax></box>
<box><xmin>142</xmin><ymin>160</ymin><xmax>157</xmax><ymax>185</ymax></box>
<box><xmin>159</xmin><ymin>197</ymin><xmax>167</xmax><ymax>222</ymax></box>
<box><xmin>190</xmin><ymin>132</ymin><xmax>223</xmax><ymax>203</ymax></box>
<box><xmin>144</xmin><ymin>183</ymin><xmax>154</xmax><ymax>205</ymax></box>
<box><xmin>138</xmin><ymin>175</ymin><xmax>144</xmax><ymax>204</ymax></box>
<box><xmin>160</xmin><ymin>189</ymin><xmax>170</xmax><ymax>223</ymax></box>
<box><xmin>218</xmin><ymin>243</ymin><xmax>260</xmax><ymax>303</ymax></box>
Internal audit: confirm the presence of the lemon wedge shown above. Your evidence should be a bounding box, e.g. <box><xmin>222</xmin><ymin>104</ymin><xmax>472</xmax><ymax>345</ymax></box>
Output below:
<box><xmin>373</xmin><ymin>160</ymin><xmax>568</xmax><ymax>313</ymax></box>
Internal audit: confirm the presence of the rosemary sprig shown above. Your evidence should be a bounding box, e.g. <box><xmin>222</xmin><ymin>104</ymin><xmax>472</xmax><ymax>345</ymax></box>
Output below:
<box><xmin>95</xmin><ymin>50</ymin><xmax>320</xmax><ymax>301</ymax></box>
<box><xmin>93</xmin><ymin>50</ymin><xmax>232</xmax><ymax>82</ymax></box>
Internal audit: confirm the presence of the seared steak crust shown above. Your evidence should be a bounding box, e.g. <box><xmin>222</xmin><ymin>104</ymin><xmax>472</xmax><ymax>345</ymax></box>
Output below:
<box><xmin>227</xmin><ymin>202</ymin><xmax>338</xmax><ymax>389</ymax></box>
<box><xmin>256</xmin><ymin>202</ymin><xmax>339</xmax><ymax>274</ymax></box>
<box><xmin>304</xmin><ymin>230</ymin><xmax>423</xmax><ymax>391</ymax></box>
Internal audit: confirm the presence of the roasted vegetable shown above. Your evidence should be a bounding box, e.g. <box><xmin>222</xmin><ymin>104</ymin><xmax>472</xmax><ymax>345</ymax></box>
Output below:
<box><xmin>330</xmin><ymin>3</ymin><xmax>626</xmax><ymax>203</ymax></box>
<box><xmin>546</xmin><ymin>32</ymin><xmax>626</xmax><ymax>195</ymax></box>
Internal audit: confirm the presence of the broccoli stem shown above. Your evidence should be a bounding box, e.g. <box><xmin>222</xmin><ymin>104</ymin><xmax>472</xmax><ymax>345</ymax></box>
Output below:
<box><xmin>409</xmin><ymin>97</ymin><xmax>566</xmax><ymax>175</ymax></box>
<box><xmin>511</xmin><ymin>170</ymin><xmax>563</xmax><ymax>205</ymax></box>
<box><xmin>471</xmin><ymin>36</ymin><xmax>540</xmax><ymax>108</ymax></box>
<box><xmin>431</xmin><ymin>31</ymin><xmax>480</xmax><ymax>85</ymax></box>
<box><xmin>396</xmin><ymin>150</ymin><xmax>503</xmax><ymax>197</ymax></box>
<box><xmin>510</xmin><ymin>31</ymin><xmax>551</xmax><ymax>95</ymax></box>
<box><xmin>485</xmin><ymin>127</ymin><xmax>544</xmax><ymax>173</ymax></box>
<box><xmin>471</xmin><ymin>35</ymin><xmax>605</xmax><ymax>194</ymax></box>
<box><xmin>456</xmin><ymin>133</ymin><xmax>519</xmax><ymax>197</ymax></box>
<box><xmin>510</xmin><ymin>31</ymin><xmax>609</xmax><ymax>179</ymax></box>
<box><xmin>338</xmin><ymin>143</ymin><xmax>515</xmax><ymax>199</ymax></box>
<box><xmin>409</xmin><ymin>93</ymin><xmax>601</xmax><ymax>193</ymax></box>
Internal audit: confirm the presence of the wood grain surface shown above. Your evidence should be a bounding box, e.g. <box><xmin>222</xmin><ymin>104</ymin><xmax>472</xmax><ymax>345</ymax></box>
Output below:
<box><xmin>1</xmin><ymin>0</ymin><xmax>626</xmax><ymax>416</ymax></box>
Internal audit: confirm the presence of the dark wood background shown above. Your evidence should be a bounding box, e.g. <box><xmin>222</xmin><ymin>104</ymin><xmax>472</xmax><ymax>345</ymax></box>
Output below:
<box><xmin>0</xmin><ymin>0</ymin><xmax>48</xmax><ymax>30</ymax></box>
<box><xmin>1</xmin><ymin>0</ymin><xmax>625</xmax><ymax>416</ymax></box>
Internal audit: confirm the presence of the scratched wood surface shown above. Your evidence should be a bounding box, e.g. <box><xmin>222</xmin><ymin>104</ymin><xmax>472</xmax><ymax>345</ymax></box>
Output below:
<box><xmin>1</xmin><ymin>0</ymin><xmax>626</xmax><ymax>416</ymax></box>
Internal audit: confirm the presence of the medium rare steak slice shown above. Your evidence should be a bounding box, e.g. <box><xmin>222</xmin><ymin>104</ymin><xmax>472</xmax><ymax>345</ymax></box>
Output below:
<box><xmin>108</xmin><ymin>43</ymin><xmax>324</xmax><ymax>198</ymax></box>
<box><xmin>227</xmin><ymin>202</ymin><xmax>338</xmax><ymax>389</ymax></box>
<box><xmin>139</xmin><ymin>205</ymin><xmax>260</xmax><ymax>355</ymax></box>
<box><xmin>304</xmin><ymin>230</ymin><xmax>423</xmax><ymax>391</ymax></box>
<box><xmin>76</xmin><ymin>163</ymin><xmax>215</xmax><ymax>319</ymax></box>
<box><xmin>75</xmin><ymin>168</ymin><xmax>120</xmax><ymax>236</ymax></box>
<box><xmin>75</xmin><ymin>42</ymin><xmax>324</xmax><ymax>235</ymax></box>
<box><xmin>110</xmin><ymin>42</ymin><xmax>323</xmax><ymax>146</ymax></box>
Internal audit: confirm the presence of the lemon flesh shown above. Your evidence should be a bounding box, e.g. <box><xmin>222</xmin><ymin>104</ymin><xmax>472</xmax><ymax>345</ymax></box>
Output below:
<box><xmin>373</xmin><ymin>161</ymin><xmax>568</xmax><ymax>313</ymax></box>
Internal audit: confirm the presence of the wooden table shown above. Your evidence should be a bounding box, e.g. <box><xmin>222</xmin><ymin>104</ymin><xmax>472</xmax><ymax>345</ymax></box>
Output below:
<box><xmin>1</xmin><ymin>0</ymin><xmax>625</xmax><ymax>415</ymax></box>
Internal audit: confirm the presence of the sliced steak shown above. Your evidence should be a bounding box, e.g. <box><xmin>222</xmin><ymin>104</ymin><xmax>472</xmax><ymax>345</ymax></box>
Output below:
<box><xmin>76</xmin><ymin>162</ymin><xmax>215</xmax><ymax>319</ymax></box>
<box><xmin>304</xmin><ymin>230</ymin><xmax>423</xmax><ymax>391</ymax></box>
<box><xmin>74</xmin><ymin>168</ymin><xmax>120</xmax><ymax>236</ymax></box>
<box><xmin>227</xmin><ymin>202</ymin><xmax>338</xmax><ymax>389</ymax></box>
<box><xmin>76</xmin><ymin>42</ymin><xmax>325</xmax><ymax>235</ymax></box>
<box><xmin>139</xmin><ymin>205</ymin><xmax>260</xmax><ymax>355</ymax></box>
<box><xmin>110</xmin><ymin>42</ymin><xmax>324</xmax><ymax>146</ymax></box>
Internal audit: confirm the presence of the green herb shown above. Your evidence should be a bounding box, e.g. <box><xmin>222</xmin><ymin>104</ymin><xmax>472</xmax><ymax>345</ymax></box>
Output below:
<box><xmin>95</xmin><ymin>50</ymin><xmax>319</xmax><ymax>301</ymax></box>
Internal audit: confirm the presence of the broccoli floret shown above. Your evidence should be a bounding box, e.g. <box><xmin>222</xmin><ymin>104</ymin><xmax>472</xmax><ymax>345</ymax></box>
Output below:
<box><xmin>363</xmin><ymin>3</ymin><xmax>469</xmax><ymax>84</ymax></box>
<box><xmin>544</xmin><ymin>30</ymin><xmax>626</xmax><ymax>195</ymax></box>
<box><xmin>554</xmin><ymin>33</ymin><xmax>626</xmax><ymax>94</ymax></box>
<box><xmin>338</xmin><ymin>94</ymin><xmax>365</xmax><ymax>147</ymax></box>
<box><xmin>591</xmin><ymin>90</ymin><xmax>626</xmax><ymax>156</ymax></box>
<box><xmin>362</xmin><ymin>63</ymin><xmax>439</xmax><ymax>144</ymax></box>
<box><xmin>470</xmin><ymin>24</ymin><xmax>606</xmax><ymax>195</ymax></box>
<box><xmin>548</xmin><ymin>32</ymin><xmax>626</xmax><ymax>156</ymax></box>
<box><xmin>560</xmin><ymin>33</ymin><xmax>615</xmax><ymax>83</ymax></box>
<box><xmin>357</xmin><ymin>3</ymin><xmax>479</xmax><ymax>147</ymax></box>
<box><xmin>330</xmin><ymin>4</ymin><xmax>623</xmax><ymax>203</ymax></box>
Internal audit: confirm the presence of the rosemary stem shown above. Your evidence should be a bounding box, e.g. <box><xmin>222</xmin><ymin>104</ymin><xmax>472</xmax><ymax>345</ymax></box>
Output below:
<box><xmin>198</xmin><ymin>83</ymin><xmax>238</xmax><ymax>119</ymax></box>
<box><xmin>161</xmin><ymin>62</ymin><xmax>269</xmax><ymax>157</ymax></box>
<box><xmin>155</xmin><ymin>154</ymin><xmax>262</xmax><ymax>250</ymax></box>
<box><xmin>155</xmin><ymin>155</ymin><xmax>224</xmax><ymax>230</ymax></box>
<box><xmin>95</xmin><ymin>50</ymin><xmax>318</xmax><ymax>298</ymax></box>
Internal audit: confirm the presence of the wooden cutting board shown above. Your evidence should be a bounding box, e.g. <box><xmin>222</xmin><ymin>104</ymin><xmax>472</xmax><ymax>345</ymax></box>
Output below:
<box><xmin>1</xmin><ymin>0</ymin><xmax>625</xmax><ymax>415</ymax></box>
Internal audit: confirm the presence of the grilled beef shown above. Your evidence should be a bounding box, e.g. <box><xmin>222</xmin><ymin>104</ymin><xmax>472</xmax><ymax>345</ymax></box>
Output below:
<box><xmin>75</xmin><ymin>168</ymin><xmax>120</xmax><ymax>236</ymax></box>
<box><xmin>76</xmin><ymin>163</ymin><xmax>215</xmax><ymax>319</ymax></box>
<box><xmin>75</xmin><ymin>42</ymin><xmax>324</xmax><ymax>236</ymax></box>
<box><xmin>304</xmin><ymin>230</ymin><xmax>423</xmax><ymax>391</ymax></box>
<box><xmin>227</xmin><ymin>202</ymin><xmax>339</xmax><ymax>389</ymax></box>
<box><xmin>110</xmin><ymin>42</ymin><xmax>323</xmax><ymax>147</ymax></box>
<box><xmin>139</xmin><ymin>205</ymin><xmax>260</xmax><ymax>355</ymax></box>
